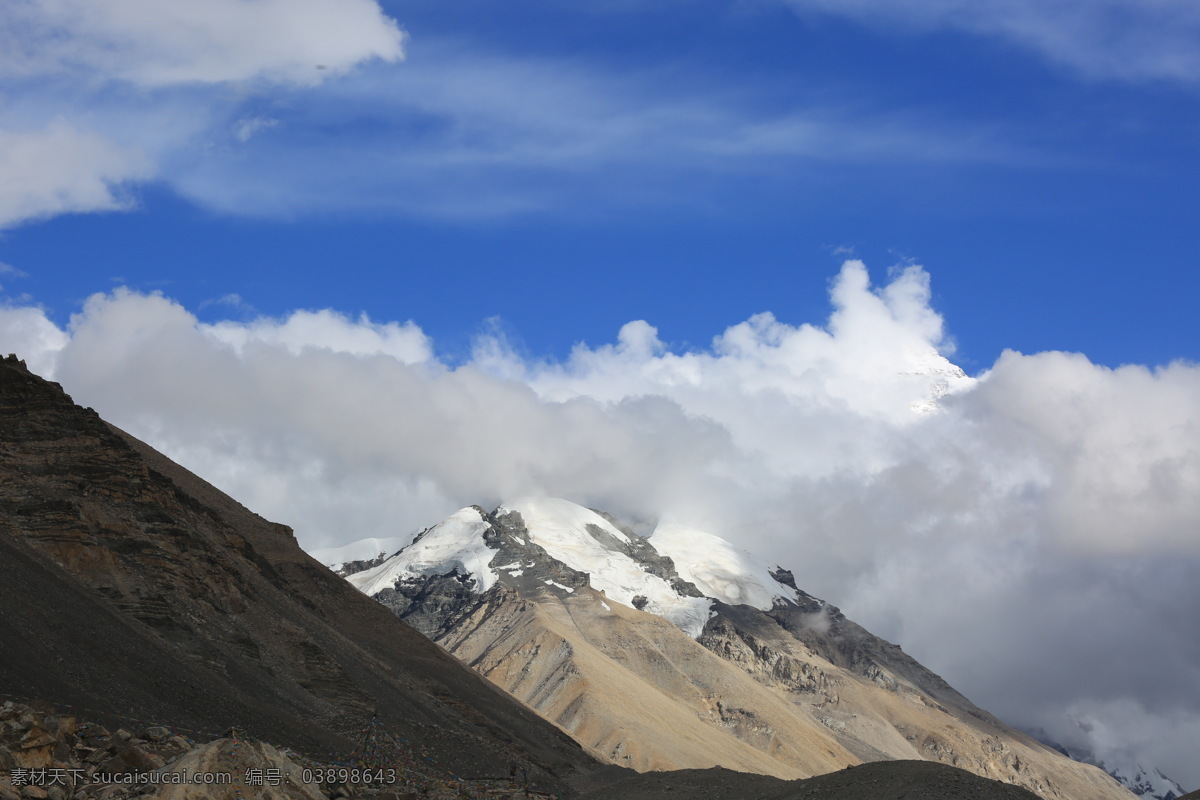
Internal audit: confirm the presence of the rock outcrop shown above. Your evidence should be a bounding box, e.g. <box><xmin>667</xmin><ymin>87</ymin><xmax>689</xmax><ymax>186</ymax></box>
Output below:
<box><xmin>0</xmin><ymin>699</ymin><xmax>531</xmax><ymax>799</ymax></box>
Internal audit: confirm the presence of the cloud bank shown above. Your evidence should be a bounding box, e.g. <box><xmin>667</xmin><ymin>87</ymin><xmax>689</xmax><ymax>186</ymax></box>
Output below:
<box><xmin>2</xmin><ymin>261</ymin><xmax>1198</xmax><ymax>788</ymax></box>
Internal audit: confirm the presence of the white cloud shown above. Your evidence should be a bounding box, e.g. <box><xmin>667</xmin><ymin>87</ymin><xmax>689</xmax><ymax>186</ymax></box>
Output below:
<box><xmin>0</xmin><ymin>0</ymin><xmax>406</xmax><ymax>87</ymax></box>
<box><xmin>782</xmin><ymin>0</ymin><xmax>1200</xmax><ymax>83</ymax></box>
<box><xmin>205</xmin><ymin>308</ymin><xmax>433</xmax><ymax>364</ymax></box>
<box><xmin>0</xmin><ymin>0</ymin><xmax>404</xmax><ymax>229</ymax></box>
<box><xmin>970</xmin><ymin>350</ymin><xmax>1200</xmax><ymax>553</ymax></box>
<box><xmin>0</xmin><ymin>302</ymin><xmax>69</xmax><ymax>376</ymax></box>
<box><xmin>0</xmin><ymin>262</ymin><xmax>1197</xmax><ymax>788</ymax></box>
<box><xmin>0</xmin><ymin>263</ymin><xmax>29</xmax><ymax>278</ymax></box>
<box><xmin>0</xmin><ymin>122</ymin><xmax>151</xmax><ymax>228</ymax></box>
<box><xmin>234</xmin><ymin>117</ymin><xmax>280</xmax><ymax>143</ymax></box>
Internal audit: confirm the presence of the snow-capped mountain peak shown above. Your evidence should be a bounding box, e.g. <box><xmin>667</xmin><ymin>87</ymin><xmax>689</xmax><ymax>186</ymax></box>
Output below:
<box><xmin>338</xmin><ymin>498</ymin><xmax>817</xmax><ymax>638</ymax></box>
<box><xmin>1071</xmin><ymin>751</ymin><xmax>1186</xmax><ymax>800</ymax></box>
<box><xmin>348</xmin><ymin>506</ymin><xmax>494</xmax><ymax>595</ymax></box>
<box><xmin>1108</xmin><ymin>762</ymin><xmax>1185</xmax><ymax>800</ymax></box>
<box><xmin>500</xmin><ymin>498</ymin><xmax>713</xmax><ymax>635</ymax></box>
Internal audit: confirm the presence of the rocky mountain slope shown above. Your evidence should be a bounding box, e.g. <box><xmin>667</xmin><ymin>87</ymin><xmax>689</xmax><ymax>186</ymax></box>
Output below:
<box><xmin>335</xmin><ymin>499</ymin><xmax>1135</xmax><ymax>800</ymax></box>
<box><xmin>0</xmin><ymin>697</ymin><xmax>1070</xmax><ymax>800</ymax></box>
<box><xmin>0</xmin><ymin>698</ymin><xmax>551</xmax><ymax>799</ymax></box>
<box><xmin>0</xmin><ymin>355</ymin><xmax>598</xmax><ymax>794</ymax></box>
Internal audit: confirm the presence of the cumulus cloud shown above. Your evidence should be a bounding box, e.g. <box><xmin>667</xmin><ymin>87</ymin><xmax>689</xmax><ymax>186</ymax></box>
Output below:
<box><xmin>782</xmin><ymin>0</ymin><xmax>1200</xmax><ymax>83</ymax></box>
<box><xmin>0</xmin><ymin>302</ymin><xmax>69</xmax><ymax>375</ymax></box>
<box><xmin>0</xmin><ymin>261</ymin><xmax>1197</xmax><ymax>788</ymax></box>
<box><xmin>205</xmin><ymin>309</ymin><xmax>433</xmax><ymax>364</ymax></box>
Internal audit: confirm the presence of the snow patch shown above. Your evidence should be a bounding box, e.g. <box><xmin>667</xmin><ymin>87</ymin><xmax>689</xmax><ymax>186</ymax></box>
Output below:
<box><xmin>347</xmin><ymin>507</ymin><xmax>496</xmax><ymax>596</ymax></box>
<box><xmin>650</xmin><ymin>520</ymin><xmax>799</xmax><ymax>611</ymax></box>
<box><xmin>1101</xmin><ymin>759</ymin><xmax>1185</xmax><ymax>800</ymax></box>
<box><xmin>503</xmin><ymin>498</ymin><xmax>712</xmax><ymax>637</ymax></box>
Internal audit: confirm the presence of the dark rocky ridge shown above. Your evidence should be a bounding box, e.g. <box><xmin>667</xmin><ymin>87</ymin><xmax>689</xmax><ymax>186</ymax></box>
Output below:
<box><xmin>579</xmin><ymin>761</ymin><xmax>1044</xmax><ymax>800</ymax></box>
<box><xmin>0</xmin><ymin>355</ymin><xmax>598</xmax><ymax>793</ymax></box>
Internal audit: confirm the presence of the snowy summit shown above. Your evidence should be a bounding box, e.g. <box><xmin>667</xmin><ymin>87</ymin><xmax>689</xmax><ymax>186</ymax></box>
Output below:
<box><xmin>341</xmin><ymin>498</ymin><xmax>802</xmax><ymax>638</ymax></box>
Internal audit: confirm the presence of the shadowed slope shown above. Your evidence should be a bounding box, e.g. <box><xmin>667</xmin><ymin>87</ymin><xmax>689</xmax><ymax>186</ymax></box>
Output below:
<box><xmin>580</xmin><ymin>760</ymin><xmax>1045</xmax><ymax>800</ymax></box>
<box><xmin>0</xmin><ymin>355</ymin><xmax>596</xmax><ymax>791</ymax></box>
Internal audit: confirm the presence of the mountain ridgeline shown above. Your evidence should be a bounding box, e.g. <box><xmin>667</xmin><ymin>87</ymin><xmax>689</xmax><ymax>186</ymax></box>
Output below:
<box><xmin>333</xmin><ymin>499</ymin><xmax>1136</xmax><ymax>800</ymax></box>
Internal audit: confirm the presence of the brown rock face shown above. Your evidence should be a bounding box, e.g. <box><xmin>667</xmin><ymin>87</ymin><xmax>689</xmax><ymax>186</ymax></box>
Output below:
<box><xmin>0</xmin><ymin>355</ymin><xmax>596</xmax><ymax>792</ymax></box>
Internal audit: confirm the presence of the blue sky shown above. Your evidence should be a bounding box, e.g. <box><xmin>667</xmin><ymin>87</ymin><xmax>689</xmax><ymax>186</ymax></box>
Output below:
<box><xmin>3</xmin><ymin>0</ymin><xmax>1200</xmax><ymax>790</ymax></box>
<box><xmin>2</xmin><ymin>0</ymin><xmax>1198</xmax><ymax>370</ymax></box>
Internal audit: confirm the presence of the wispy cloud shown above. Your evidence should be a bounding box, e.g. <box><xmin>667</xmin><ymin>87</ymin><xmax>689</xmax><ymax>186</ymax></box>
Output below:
<box><xmin>0</xmin><ymin>0</ymin><xmax>405</xmax><ymax>229</ymax></box>
<box><xmin>781</xmin><ymin>0</ymin><xmax>1200</xmax><ymax>83</ymax></box>
<box><xmin>163</xmin><ymin>41</ymin><xmax>1026</xmax><ymax>220</ymax></box>
<box><xmin>233</xmin><ymin>116</ymin><xmax>280</xmax><ymax>143</ymax></box>
<box><xmin>0</xmin><ymin>0</ymin><xmax>405</xmax><ymax>87</ymax></box>
<box><xmin>0</xmin><ymin>0</ymin><xmax>1030</xmax><ymax>228</ymax></box>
